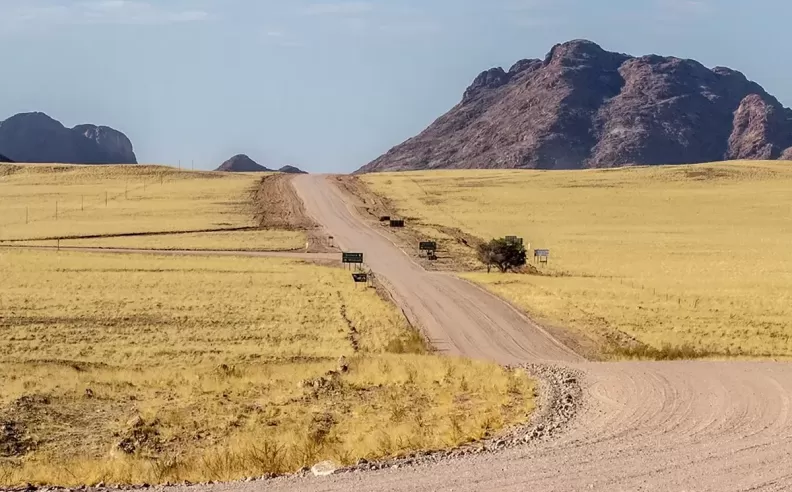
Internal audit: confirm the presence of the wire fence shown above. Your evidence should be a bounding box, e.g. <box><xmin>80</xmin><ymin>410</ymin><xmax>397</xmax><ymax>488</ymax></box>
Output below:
<box><xmin>0</xmin><ymin>174</ymin><xmax>173</xmax><ymax>238</ymax></box>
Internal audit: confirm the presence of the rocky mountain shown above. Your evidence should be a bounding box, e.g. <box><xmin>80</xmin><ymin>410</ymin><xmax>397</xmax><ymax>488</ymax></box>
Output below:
<box><xmin>278</xmin><ymin>165</ymin><xmax>307</xmax><ymax>174</ymax></box>
<box><xmin>0</xmin><ymin>153</ymin><xmax>12</xmax><ymax>163</ymax></box>
<box><xmin>215</xmin><ymin>154</ymin><xmax>271</xmax><ymax>172</ymax></box>
<box><xmin>359</xmin><ymin>40</ymin><xmax>792</xmax><ymax>173</ymax></box>
<box><xmin>0</xmin><ymin>112</ymin><xmax>137</xmax><ymax>164</ymax></box>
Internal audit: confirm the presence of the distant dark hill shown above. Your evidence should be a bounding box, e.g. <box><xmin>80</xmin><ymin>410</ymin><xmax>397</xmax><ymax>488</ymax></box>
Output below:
<box><xmin>0</xmin><ymin>153</ymin><xmax>13</xmax><ymax>163</ymax></box>
<box><xmin>0</xmin><ymin>112</ymin><xmax>137</xmax><ymax>164</ymax></box>
<box><xmin>73</xmin><ymin>124</ymin><xmax>137</xmax><ymax>164</ymax></box>
<box><xmin>278</xmin><ymin>165</ymin><xmax>307</xmax><ymax>174</ymax></box>
<box><xmin>215</xmin><ymin>154</ymin><xmax>271</xmax><ymax>172</ymax></box>
<box><xmin>359</xmin><ymin>39</ymin><xmax>792</xmax><ymax>173</ymax></box>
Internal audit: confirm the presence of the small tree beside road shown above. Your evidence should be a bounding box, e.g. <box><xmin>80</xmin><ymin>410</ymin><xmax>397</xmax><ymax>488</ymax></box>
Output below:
<box><xmin>477</xmin><ymin>237</ymin><xmax>527</xmax><ymax>273</ymax></box>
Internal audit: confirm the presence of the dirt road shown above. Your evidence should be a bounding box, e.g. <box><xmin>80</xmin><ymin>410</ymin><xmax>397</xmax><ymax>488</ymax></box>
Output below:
<box><xmin>292</xmin><ymin>174</ymin><xmax>582</xmax><ymax>365</ymax></box>
<box><xmin>235</xmin><ymin>174</ymin><xmax>790</xmax><ymax>492</ymax></box>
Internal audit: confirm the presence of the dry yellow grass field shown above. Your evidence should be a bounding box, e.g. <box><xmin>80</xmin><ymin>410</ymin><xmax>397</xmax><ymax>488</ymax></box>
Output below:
<box><xmin>0</xmin><ymin>250</ymin><xmax>534</xmax><ymax>486</ymax></box>
<box><xmin>362</xmin><ymin>161</ymin><xmax>792</xmax><ymax>359</ymax></box>
<box><xmin>0</xmin><ymin>163</ymin><xmax>304</xmax><ymax>250</ymax></box>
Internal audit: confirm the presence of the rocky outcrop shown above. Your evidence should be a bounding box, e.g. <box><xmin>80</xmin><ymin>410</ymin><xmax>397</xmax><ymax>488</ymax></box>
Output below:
<box><xmin>215</xmin><ymin>154</ymin><xmax>271</xmax><ymax>172</ymax></box>
<box><xmin>73</xmin><ymin>124</ymin><xmax>137</xmax><ymax>164</ymax></box>
<box><xmin>781</xmin><ymin>147</ymin><xmax>792</xmax><ymax>161</ymax></box>
<box><xmin>278</xmin><ymin>165</ymin><xmax>307</xmax><ymax>174</ymax></box>
<box><xmin>359</xmin><ymin>40</ymin><xmax>792</xmax><ymax>172</ymax></box>
<box><xmin>726</xmin><ymin>94</ymin><xmax>792</xmax><ymax>160</ymax></box>
<box><xmin>0</xmin><ymin>112</ymin><xmax>137</xmax><ymax>164</ymax></box>
<box><xmin>0</xmin><ymin>153</ymin><xmax>12</xmax><ymax>163</ymax></box>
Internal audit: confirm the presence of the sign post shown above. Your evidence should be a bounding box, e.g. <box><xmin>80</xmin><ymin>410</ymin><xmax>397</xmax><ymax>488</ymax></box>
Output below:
<box><xmin>419</xmin><ymin>241</ymin><xmax>438</xmax><ymax>261</ymax></box>
<box><xmin>534</xmin><ymin>249</ymin><xmax>550</xmax><ymax>265</ymax></box>
<box><xmin>389</xmin><ymin>219</ymin><xmax>405</xmax><ymax>228</ymax></box>
<box><xmin>342</xmin><ymin>252</ymin><xmax>364</xmax><ymax>269</ymax></box>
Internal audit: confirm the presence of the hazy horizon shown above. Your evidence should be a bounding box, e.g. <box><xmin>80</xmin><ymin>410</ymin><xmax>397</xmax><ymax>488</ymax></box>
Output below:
<box><xmin>2</xmin><ymin>0</ymin><xmax>791</xmax><ymax>172</ymax></box>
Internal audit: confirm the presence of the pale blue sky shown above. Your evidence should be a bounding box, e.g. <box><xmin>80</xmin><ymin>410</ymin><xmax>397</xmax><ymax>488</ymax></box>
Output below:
<box><xmin>1</xmin><ymin>0</ymin><xmax>790</xmax><ymax>172</ymax></box>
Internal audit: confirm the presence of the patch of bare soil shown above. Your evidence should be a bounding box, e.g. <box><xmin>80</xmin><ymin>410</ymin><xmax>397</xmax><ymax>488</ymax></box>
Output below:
<box><xmin>331</xmin><ymin>176</ymin><xmax>482</xmax><ymax>272</ymax></box>
<box><xmin>251</xmin><ymin>174</ymin><xmax>336</xmax><ymax>253</ymax></box>
<box><xmin>0</xmin><ymin>421</ymin><xmax>35</xmax><ymax>458</ymax></box>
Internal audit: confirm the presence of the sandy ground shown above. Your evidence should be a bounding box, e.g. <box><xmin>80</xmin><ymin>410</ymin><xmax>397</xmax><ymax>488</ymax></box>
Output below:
<box><xmin>253</xmin><ymin>173</ymin><xmax>336</xmax><ymax>252</ymax></box>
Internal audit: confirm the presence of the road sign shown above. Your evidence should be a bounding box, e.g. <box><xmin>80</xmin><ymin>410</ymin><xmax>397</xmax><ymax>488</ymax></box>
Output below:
<box><xmin>390</xmin><ymin>219</ymin><xmax>405</xmax><ymax>228</ymax></box>
<box><xmin>342</xmin><ymin>252</ymin><xmax>364</xmax><ymax>264</ymax></box>
<box><xmin>419</xmin><ymin>241</ymin><xmax>437</xmax><ymax>251</ymax></box>
<box><xmin>534</xmin><ymin>249</ymin><xmax>550</xmax><ymax>257</ymax></box>
<box><xmin>352</xmin><ymin>273</ymin><xmax>369</xmax><ymax>283</ymax></box>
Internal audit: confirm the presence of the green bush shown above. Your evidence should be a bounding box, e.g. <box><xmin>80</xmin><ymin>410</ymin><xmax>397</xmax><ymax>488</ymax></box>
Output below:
<box><xmin>477</xmin><ymin>237</ymin><xmax>527</xmax><ymax>273</ymax></box>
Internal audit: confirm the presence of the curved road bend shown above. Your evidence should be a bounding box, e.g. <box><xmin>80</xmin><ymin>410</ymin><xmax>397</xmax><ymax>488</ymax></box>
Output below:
<box><xmin>292</xmin><ymin>174</ymin><xmax>582</xmax><ymax>365</ymax></box>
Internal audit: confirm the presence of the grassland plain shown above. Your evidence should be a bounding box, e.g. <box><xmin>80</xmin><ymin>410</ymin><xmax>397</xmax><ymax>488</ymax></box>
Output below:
<box><xmin>0</xmin><ymin>249</ymin><xmax>534</xmax><ymax>486</ymax></box>
<box><xmin>0</xmin><ymin>163</ymin><xmax>304</xmax><ymax>251</ymax></box>
<box><xmin>361</xmin><ymin>161</ymin><xmax>792</xmax><ymax>359</ymax></box>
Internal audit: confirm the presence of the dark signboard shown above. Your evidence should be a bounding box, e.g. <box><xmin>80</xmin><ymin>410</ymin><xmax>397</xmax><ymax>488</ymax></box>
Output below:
<box><xmin>419</xmin><ymin>241</ymin><xmax>437</xmax><ymax>251</ymax></box>
<box><xmin>342</xmin><ymin>252</ymin><xmax>364</xmax><ymax>264</ymax></box>
<box><xmin>534</xmin><ymin>249</ymin><xmax>550</xmax><ymax>257</ymax></box>
<box><xmin>352</xmin><ymin>273</ymin><xmax>369</xmax><ymax>283</ymax></box>
<box><xmin>390</xmin><ymin>219</ymin><xmax>405</xmax><ymax>228</ymax></box>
